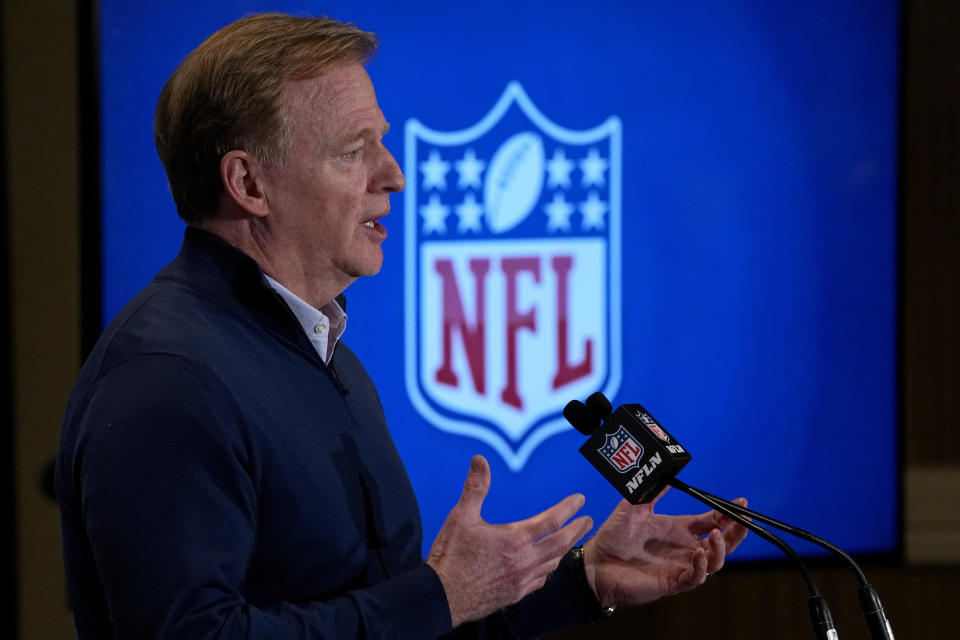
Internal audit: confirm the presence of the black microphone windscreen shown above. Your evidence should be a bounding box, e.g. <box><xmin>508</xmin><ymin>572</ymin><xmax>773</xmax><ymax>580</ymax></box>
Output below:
<box><xmin>585</xmin><ymin>392</ymin><xmax>613</xmax><ymax>420</ymax></box>
<box><xmin>563</xmin><ymin>400</ymin><xmax>598</xmax><ymax>436</ymax></box>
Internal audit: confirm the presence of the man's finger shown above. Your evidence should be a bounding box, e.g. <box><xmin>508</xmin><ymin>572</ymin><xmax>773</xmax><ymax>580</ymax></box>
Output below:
<box><xmin>678</xmin><ymin>547</ymin><xmax>708</xmax><ymax>590</ymax></box>
<box><xmin>516</xmin><ymin>493</ymin><xmax>586</xmax><ymax>542</ymax></box>
<box><xmin>456</xmin><ymin>455</ymin><xmax>491</xmax><ymax>517</ymax></box>
<box><xmin>534</xmin><ymin>514</ymin><xmax>594</xmax><ymax>558</ymax></box>
<box><xmin>713</xmin><ymin>497</ymin><xmax>749</xmax><ymax>528</ymax></box>
<box><xmin>704</xmin><ymin>529</ymin><xmax>726</xmax><ymax>574</ymax></box>
<box><xmin>529</xmin><ymin>514</ymin><xmax>594</xmax><ymax>575</ymax></box>
<box><xmin>687</xmin><ymin>497</ymin><xmax>749</xmax><ymax>536</ymax></box>
<box><xmin>648</xmin><ymin>485</ymin><xmax>671</xmax><ymax>508</ymax></box>
<box><xmin>513</xmin><ymin>515</ymin><xmax>592</xmax><ymax>603</ymax></box>
<box><xmin>722</xmin><ymin>517</ymin><xmax>750</xmax><ymax>554</ymax></box>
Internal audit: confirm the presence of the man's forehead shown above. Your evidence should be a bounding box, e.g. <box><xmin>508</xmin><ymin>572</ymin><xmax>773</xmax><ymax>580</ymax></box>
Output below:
<box><xmin>283</xmin><ymin>64</ymin><xmax>385</xmax><ymax>134</ymax></box>
<box><xmin>283</xmin><ymin>63</ymin><xmax>375</xmax><ymax>109</ymax></box>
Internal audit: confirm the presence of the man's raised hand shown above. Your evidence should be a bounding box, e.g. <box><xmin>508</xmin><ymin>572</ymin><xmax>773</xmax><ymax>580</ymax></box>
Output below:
<box><xmin>582</xmin><ymin>488</ymin><xmax>749</xmax><ymax>609</ymax></box>
<box><xmin>427</xmin><ymin>455</ymin><xmax>593</xmax><ymax>627</ymax></box>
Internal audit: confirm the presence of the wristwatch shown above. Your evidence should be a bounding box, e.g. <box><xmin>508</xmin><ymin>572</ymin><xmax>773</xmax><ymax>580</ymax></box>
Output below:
<box><xmin>569</xmin><ymin>545</ymin><xmax>616</xmax><ymax>618</ymax></box>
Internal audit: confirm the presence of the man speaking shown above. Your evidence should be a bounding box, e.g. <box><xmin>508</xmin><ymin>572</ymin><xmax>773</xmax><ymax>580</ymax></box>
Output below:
<box><xmin>56</xmin><ymin>13</ymin><xmax>748</xmax><ymax>639</ymax></box>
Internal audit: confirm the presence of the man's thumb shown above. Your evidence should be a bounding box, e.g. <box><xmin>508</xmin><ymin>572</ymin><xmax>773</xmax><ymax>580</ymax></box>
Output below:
<box><xmin>457</xmin><ymin>455</ymin><xmax>491</xmax><ymax>515</ymax></box>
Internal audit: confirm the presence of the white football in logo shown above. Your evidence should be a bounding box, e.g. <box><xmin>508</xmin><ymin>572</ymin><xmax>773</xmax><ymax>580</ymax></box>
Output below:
<box><xmin>483</xmin><ymin>131</ymin><xmax>545</xmax><ymax>233</ymax></box>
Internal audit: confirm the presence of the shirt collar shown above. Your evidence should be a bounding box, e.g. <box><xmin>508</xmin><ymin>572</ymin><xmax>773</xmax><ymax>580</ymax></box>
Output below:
<box><xmin>262</xmin><ymin>274</ymin><xmax>347</xmax><ymax>363</ymax></box>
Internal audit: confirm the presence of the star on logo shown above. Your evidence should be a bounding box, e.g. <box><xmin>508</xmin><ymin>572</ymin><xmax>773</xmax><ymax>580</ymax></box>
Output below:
<box><xmin>420</xmin><ymin>149</ymin><xmax>451</xmax><ymax>191</ymax></box>
<box><xmin>420</xmin><ymin>193</ymin><xmax>450</xmax><ymax>234</ymax></box>
<box><xmin>579</xmin><ymin>147</ymin><xmax>608</xmax><ymax>187</ymax></box>
<box><xmin>544</xmin><ymin>192</ymin><xmax>574</xmax><ymax>232</ymax></box>
<box><xmin>455</xmin><ymin>148</ymin><xmax>486</xmax><ymax>190</ymax></box>
<box><xmin>546</xmin><ymin>148</ymin><xmax>575</xmax><ymax>189</ymax></box>
<box><xmin>580</xmin><ymin>191</ymin><xmax>608</xmax><ymax>230</ymax></box>
<box><xmin>455</xmin><ymin>192</ymin><xmax>484</xmax><ymax>233</ymax></box>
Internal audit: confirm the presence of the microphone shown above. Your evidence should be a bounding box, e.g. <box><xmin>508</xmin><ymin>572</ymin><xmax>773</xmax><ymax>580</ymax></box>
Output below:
<box><xmin>567</xmin><ymin>392</ymin><xmax>896</xmax><ymax>639</ymax></box>
<box><xmin>574</xmin><ymin>393</ymin><xmax>692</xmax><ymax>504</ymax></box>
<box><xmin>566</xmin><ymin>393</ymin><xmax>864</xmax><ymax>639</ymax></box>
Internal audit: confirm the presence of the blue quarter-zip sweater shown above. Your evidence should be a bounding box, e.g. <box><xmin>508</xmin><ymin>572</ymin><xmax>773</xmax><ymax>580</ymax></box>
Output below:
<box><xmin>57</xmin><ymin>228</ymin><xmax>598</xmax><ymax>639</ymax></box>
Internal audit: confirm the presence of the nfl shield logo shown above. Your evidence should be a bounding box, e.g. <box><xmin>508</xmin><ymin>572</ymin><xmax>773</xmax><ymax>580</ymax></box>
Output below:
<box><xmin>404</xmin><ymin>82</ymin><xmax>622</xmax><ymax>470</ymax></box>
<box><xmin>598</xmin><ymin>426</ymin><xmax>644</xmax><ymax>474</ymax></box>
<box><xmin>637</xmin><ymin>410</ymin><xmax>671</xmax><ymax>442</ymax></box>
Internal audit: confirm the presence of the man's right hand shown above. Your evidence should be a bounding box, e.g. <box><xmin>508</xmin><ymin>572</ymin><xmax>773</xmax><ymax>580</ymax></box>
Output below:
<box><xmin>426</xmin><ymin>455</ymin><xmax>593</xmax><ymax>628</ymax></box>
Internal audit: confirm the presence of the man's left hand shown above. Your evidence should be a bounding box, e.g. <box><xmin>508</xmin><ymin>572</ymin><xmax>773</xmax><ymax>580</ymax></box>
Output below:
<box><xmin>582</xmin><ymin>489</ymin><xmax>749</xmax><ymax>609</ymax></box>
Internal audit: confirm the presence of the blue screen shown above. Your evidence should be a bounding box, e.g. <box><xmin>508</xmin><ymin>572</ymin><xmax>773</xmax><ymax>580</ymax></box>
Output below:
<box><xmin>99</xmin><ymin>0</ymin><xmax>900</xmax><ymax>561</ymax></box>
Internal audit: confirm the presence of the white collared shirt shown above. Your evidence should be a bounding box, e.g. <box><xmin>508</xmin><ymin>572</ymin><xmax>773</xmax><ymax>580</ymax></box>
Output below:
<box><xmin>263</xmin><ymin>274</ymin><xmax>347</xmax><ymax>364</ymax></box>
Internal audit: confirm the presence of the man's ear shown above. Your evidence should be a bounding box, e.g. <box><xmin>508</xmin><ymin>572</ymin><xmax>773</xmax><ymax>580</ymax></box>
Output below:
<box><xmin>220</xmin><ymin>150</ymin><xmax>269</xmax><ymax>218</ymax></box>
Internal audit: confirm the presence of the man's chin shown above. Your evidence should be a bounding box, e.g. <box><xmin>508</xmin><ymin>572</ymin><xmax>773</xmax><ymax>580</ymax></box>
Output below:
<box><xmin>349</xmin><ymin>256</ymin><xmax>384</xmax><ymax>279</ymax></box>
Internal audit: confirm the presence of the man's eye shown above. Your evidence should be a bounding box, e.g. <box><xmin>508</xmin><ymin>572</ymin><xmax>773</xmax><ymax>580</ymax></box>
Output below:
<box><xmin>342</xmin><ymin>148</ymin><xmax>361</xmax><ymax>160</ymax></box>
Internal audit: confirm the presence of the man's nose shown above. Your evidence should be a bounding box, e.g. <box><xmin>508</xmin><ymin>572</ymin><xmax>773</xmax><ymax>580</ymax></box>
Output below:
<box><xmin>374</xmin><ymin>146</ymin><xmax>405</xmax><ymax>193</ymax></box>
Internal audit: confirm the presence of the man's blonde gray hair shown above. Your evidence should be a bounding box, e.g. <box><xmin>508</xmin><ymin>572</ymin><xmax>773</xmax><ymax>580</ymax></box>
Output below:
<box><xmin>154</xmin><ymin>13</ymin><xmax>378</xmax><ymax>224</ymax></box>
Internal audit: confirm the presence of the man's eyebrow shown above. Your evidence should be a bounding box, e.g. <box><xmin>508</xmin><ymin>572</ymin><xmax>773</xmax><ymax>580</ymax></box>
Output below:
<box><xmin>342</xmin><ymin>122</ymin><xmax>391</xmax><ymax>145</ymax></box>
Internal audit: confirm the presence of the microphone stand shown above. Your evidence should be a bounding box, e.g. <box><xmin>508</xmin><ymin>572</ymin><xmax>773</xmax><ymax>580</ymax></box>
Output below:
<box><xmin>666</xmin><ymin>479</ymin><xmax>840</xmax><ymax>639</ymax></box>
<box><xmin>671</xmin><ymin>480</ymin><xmax>895</xmax><ymax>640</ymax></box>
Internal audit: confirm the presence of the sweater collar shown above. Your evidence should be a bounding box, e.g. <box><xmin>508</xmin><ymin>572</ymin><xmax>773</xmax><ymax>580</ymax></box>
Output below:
<box><xmin>159</xmin><ymin>226</ymin><xmax>348</xmax><ymax>358</ymax></box>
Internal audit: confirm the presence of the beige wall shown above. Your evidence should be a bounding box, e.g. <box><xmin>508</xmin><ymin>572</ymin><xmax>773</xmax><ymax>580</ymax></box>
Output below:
<box><xmin>4</xmin><ymin>1</ymin><xmax>82</xmax><ymax>638</ymax></box>
<box><xmin>3</xmin><ymin>1</ymin><xmax>957</xmax><ymax>638</ymax></box>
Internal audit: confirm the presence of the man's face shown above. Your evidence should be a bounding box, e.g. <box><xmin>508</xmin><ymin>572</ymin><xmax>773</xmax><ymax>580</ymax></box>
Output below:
<box><xmin>260</xmin><ymin>63</ymin><xmax>404</xmax><ymax>294</ymax></box>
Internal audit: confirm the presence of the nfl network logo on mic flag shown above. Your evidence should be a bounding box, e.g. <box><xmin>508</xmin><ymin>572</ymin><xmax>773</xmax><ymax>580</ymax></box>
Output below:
<box><xmin>599</xmin><ymin>426</ymin><xmax>644</xmax><ymax>473</ymax></box>
<box><xmin>404</xmin><ymin>82</ymin><xmax>622</xmax><ymax>471</ymax></box>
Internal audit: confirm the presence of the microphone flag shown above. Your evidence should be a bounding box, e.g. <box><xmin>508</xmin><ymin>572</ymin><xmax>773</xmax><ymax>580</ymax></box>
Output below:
<box><xmin>579</xmin><ymin>404</ymin><xmax>692</xmax><ymax>503</ymax></box>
